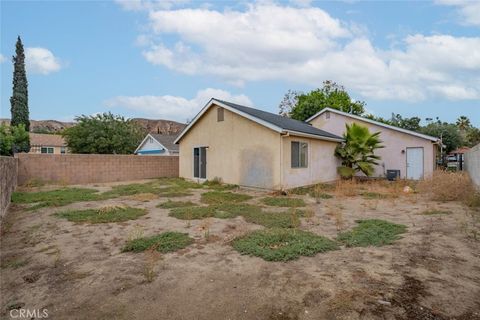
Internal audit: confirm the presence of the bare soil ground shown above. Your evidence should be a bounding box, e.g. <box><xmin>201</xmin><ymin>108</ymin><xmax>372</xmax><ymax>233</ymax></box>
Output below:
<box><xmin>1</xmin><ymin>179</ymin><xmax>479</xmax><ymax>320</ymax></box>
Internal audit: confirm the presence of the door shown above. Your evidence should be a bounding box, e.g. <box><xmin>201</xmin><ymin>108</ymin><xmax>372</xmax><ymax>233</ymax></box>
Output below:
<box><xmin>193</xmin><ymin>147</ymin><xmax>207</xmax><ymax>179</ymax></box>
<box><xmin>406</xmin><ymin>147</ymin><xmax>424</xmax><ymax>180</ymax></box>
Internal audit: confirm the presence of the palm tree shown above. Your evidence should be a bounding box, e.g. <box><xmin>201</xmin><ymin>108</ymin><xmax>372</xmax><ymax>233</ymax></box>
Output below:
<box><xmin>335</xmin><ymin>123</ymin><xmax>384</xmax><ymax>179</ymax></box>
<box><xmin>456</xmin><ymin>116</ymin><xmax>471</xmax><ymax>131</ymax></box>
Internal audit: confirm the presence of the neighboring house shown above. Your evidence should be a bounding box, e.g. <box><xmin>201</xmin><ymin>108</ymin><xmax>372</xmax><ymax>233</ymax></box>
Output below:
<box><xmin>29</xmin><ymin>133</ymin><xmax>68</xmax><ymax>154</ymax></box>
<box><xmin>135</xmin><ymin>133</ymin><xmax>179</xmax><ymax>156</ymax></box>
<box><xmin>306</xmin><ymin>108</ymin><xmax>440</xmax><ymax>180</ymax></box>
<box><xmin>174</xmin><ymin>99</ymin><xmax>343</xmax><ymax>189</ymax></box>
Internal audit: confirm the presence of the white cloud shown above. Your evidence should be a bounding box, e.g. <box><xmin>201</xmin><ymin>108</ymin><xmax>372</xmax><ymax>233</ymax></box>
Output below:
<box><xmin>135</xmin><ymin>3</ymin><xmax>480</xmax><ymax>102</ymax></box>
<box><xmin>436</xmin><ymin>0</ymin><xmax>480</xmax><ymax>26</ymax></box>
<box><xmin>0</xmin><ymin>54</ymin><xmax>6</xmax><ymax>63</ymax></box>
<box><xmin>25</xmin><ymin>47</ymin><xmax>62</xmax><ymax>75</ymax></box>
<box><xmin>104</xmin><ymin>88</ymin><xmax>252</xmax><ymax>122</ymax></box>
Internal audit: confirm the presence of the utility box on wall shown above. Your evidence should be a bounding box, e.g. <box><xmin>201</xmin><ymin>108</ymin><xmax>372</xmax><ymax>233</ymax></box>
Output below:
<box><xmin>386</xmin><ymin>170</ymin><xmax>401</xmax><ymax>181</ymax></box>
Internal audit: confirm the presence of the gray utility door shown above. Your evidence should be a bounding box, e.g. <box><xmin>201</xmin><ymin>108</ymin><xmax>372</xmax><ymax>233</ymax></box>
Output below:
<box><xmin>406</xmin><ymin>147</ymin><xmax>424</xmax><ymax>180</ymax></box>
<box><xmin>193</xmin><ymin>147</ymin><xmax>207</xmax><ymax>179</ymax></box>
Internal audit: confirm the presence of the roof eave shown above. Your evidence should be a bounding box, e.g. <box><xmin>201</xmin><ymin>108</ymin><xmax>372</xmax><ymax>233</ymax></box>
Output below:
<box><xmin>284</xmin><ymin>130</ymin><xmax>344</xmax><ymax>142</ymax></box>
<box><xmin>307</xmin><ymin>107</ymin><xmax>440</xmax><ymax>142</ymax></box>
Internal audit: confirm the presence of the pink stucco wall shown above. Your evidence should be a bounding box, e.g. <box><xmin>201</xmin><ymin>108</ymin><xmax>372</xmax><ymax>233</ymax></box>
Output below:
<box><xmin>309</xmin><ymin>112</ymin><xmax>437</xmax><ymax>179</ymax></box>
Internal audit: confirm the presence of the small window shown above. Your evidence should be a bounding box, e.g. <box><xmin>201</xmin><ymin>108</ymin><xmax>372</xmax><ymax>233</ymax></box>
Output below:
<box><xmin>61</xmin><ymin>147</ymin><xmax>66</xmax><ymax>154</ymax></box>
<box><xmin>291</xmin><ymin>141</ymin><xmax>308</xmax><ymax>168</ymax></box>
<box><xmin>325</xmin><ymin>111</ymin><xmax>330</xmax><ymax>119</ymax></box>
<box><xmin>217</xmin><ymin>107</ymin><xmax>224</xmax><ymax>122</ymax></box>
<box><xmin>41</xmin><ymin>147</ymin><xmax>54</xmax><ymax>154</ymax></box>
<box><xmin>148</xmin><ymin>137</ymin><xmax>153</xmax><ymax>143</ymax></box>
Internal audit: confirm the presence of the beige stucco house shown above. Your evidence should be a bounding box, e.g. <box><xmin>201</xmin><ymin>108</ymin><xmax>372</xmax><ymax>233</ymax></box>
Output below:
<box><xmin>174</xmin><ymin>99</ymin><xmax>344</xmax><ymax>189</ymax></box>
<box><xmin>29</xmin><ymin>133</ymin><xmax>68</xmax><ymax>155</ymax></box>
<box><xmin>307</xmin><ymin>108</ymin><xmax>440</xmax><ymax>180</ymax></box>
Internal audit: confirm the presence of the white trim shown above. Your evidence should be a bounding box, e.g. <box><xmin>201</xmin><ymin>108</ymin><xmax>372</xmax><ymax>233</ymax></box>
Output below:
<box><xmin>174</xmin><ymin>99</ymin><xmax>343</xmax><ymax>144</ymax></box>
<box><xmin>134</xmin><ymin>133</ymin><xmax>168</xmax><ymax>154</ymax></box>
<box><xmin>306</xmin><ymin>107</ymin><xmax>440</xmax><ymax>142</ymax></box>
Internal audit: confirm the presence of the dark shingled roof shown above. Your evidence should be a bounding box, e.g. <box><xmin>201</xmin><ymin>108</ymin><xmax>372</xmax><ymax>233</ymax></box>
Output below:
<box><xmin>150</xmin><ymin>134</ymin><xmax>179</xmax><ymax>152</ymax></box>
<box><xmin>214</xmin><ymin>99</ymin><xmax>343</xmax><ymax>140</ymax></box>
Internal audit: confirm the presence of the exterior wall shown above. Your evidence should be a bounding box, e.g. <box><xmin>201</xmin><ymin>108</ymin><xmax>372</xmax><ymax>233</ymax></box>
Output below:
<box><xmin>282</xmin><ymin>135</ymin><xmax>340</xmax><ymax>189</ymax></box>
<box><xmin>0</xmin><ymin>156</ymin><xmax>18</xmax><ymax>221</ymax></box>
<box><xmin>15</xmin><ymin>153</ymin><xmax>178</xmax><ymax>185</ymax></box>
<box><xmin>309</xmin><ymin>112</ymin><xmax>437</xmax><ymax>179</ymax></box>
<box><xmin>465</xmin><ymin>143</ymin><xmax>480</xmax><ymax>188</ymax></box>
<box><xmin>29</xmin><ymin>145</ymin><xmax>67</xmax><ymax>154</ymax></box>
<box><xmin>178</xmin><ymin>104</ymin><xmax>282</xmax><ymax>189</ymax></box>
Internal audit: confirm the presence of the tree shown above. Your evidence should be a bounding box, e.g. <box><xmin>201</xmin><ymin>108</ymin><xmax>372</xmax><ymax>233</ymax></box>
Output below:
<box><xmin>420</xmin><ymin>122</ymin><xmax>464</xmax><ymax>153</ymax></box>
<box><xmin>62</xmin><ymin>112</ymin><xmax>145</xmax><ymax>154</ymax></box>
<box><xmin>364</xmin><ymin>113</ymin><xmax>421</xmax><ymax>132</ymax></box>
<box><xmin>10</xmin><ymin>36</ymin><xmax>30</xmax><ymax>132</ymax></box>
<box><xmin>466</xmin><ymin>127</ymin><xmax>480</xmax><ymax>147</ymax></box>
<box><xmin>286</xmin><ymin>81</ymin><xmax>365</xmax><ymax>121</ymax></box>
<box><xmin>334</xmin><ymin>123</ymin><xmax>384</xmax><ymax>179</ymax></box>
<box><xmin>0</xmin><ymin>124</ymin><xmax>30</xmax><ymax>156</ymax></box>
<box><xmin>456</xmin><ymin>116</ymin><xmax>471</xmax><ymax>131</ymax></box>
<box><xmin>278</xmin><ymin>90</ymin><xmax>299</xmax><ymax>117</ymax></box>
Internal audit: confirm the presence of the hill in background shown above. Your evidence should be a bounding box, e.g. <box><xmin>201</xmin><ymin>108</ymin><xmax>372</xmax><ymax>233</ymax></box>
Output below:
<box><xmin>0</xmin><ymin>118</ymin><xmax>186</xmax><ymax>135</ymax></box>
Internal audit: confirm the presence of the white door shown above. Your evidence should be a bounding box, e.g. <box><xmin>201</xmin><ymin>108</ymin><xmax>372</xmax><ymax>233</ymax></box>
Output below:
<box><xmin>406</xmin><ymin>147</ymin><xmax>424</xmax><ymax>180</ymax></box>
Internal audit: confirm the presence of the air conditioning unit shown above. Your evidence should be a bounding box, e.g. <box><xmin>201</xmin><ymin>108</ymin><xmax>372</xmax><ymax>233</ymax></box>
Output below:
<box><xmin>386</xmin><ymin>170</ymin><xmax>401</xmax><ymax>181</ymax></box>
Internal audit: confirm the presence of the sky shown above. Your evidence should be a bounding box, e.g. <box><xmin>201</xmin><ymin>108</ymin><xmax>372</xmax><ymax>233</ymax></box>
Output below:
<box><xmin>1</xmin><ymin>0</ymin><xmax>479</xmax><ymax>126</ymax></box>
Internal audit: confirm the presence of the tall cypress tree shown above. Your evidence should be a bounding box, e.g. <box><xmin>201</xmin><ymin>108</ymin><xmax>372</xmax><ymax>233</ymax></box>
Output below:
<box><xmin>10</xmin><ymin>36</ymin><xmax>30</xmax><ymax>131</ymax></box>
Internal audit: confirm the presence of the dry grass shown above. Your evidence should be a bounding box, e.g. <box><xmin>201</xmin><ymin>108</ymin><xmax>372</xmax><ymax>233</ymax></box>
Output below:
<box><xmin>418</xmin><ymin>171</ymin><xmax>476</xmax><ymax>203</ymax></box>
<box><xmin>126</xmin><ymin>193</ymin><xmax>158</xmax><ymax>202</ymax></box>
<box><xmin>143</xmin><ymin>248</ymin><xmax>161</xmax><ymax>283</ymax></box>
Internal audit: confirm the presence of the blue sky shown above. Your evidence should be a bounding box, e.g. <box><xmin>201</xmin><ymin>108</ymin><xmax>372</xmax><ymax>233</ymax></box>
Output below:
<box><xmin>1</xmin><ymin>0</ymin><xmax>479</xmax><ymax>126</ymax></box>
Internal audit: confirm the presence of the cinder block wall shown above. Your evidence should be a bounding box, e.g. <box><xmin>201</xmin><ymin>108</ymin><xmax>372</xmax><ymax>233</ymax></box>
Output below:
<box><xmin>465</xmin><ymin>143</ymin><xmax>480</xmax><ymax>188</ymax></box>
<box><xmin>1</xmin><ymin>156</ymin><xmax>18</xmax><ymax>220</ymax></box>
<box><xmin>16</xmin><ymin>154</ymin><xmax>179</xmax><ymax>185</ymax></box>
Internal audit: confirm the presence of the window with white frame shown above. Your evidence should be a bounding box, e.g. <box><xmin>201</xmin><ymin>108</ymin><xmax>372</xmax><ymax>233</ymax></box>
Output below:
<box><xmin>291</xmin><ymin>141</ymin><xmax>308</xmax><ymax>168</ymax></box>
<box><xmin>41</xmin><ymin>147</ymin><xmax>54</xmax><ymax>154</ymax></box>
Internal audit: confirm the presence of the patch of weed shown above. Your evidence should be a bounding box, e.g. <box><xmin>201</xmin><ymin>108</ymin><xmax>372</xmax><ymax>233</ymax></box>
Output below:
<box><xmin>361</xmin><ymin>192</ymin><xmax>388</xmax><ymax>199</ymax></box>
<box><xmin>203</xmin><ymin>179</ymin><xmax>238</xmax><ymax>191</ymax></box>
<box><xmin>337</xmin><ymin>219</ymin><xmax>407</xmax><ymax>247</ymax></box>
<box><xmin>158</xmin><ymin>200</ymin><xmax>196</xmax><ymax>209</ymax></box>
<box><xmin>1</xmin><ymin>258</ymin><xmax>29</xmax><ymax>269</ymax></box>
<box><xmin>261</xmin><ymin>197</ymin><xmax>306</xmax><ymax>207</ymax></box>
<box><xmin>243</xmin><ymin>209</ymin><xmax>301</xmax><ymax>228</ymax></box>
<box><xmin>420</xmin><ymin>209</ymin><xmax>451</xmax><ymax>215</ymax></box>
<box><xmin>12</xmin><ymin>188</ymin><xmax>101</xmax><ymax>209</ymax></box>
<box><xmin>55</xmin><ymin>206</ymin><xmax>147</xmax><ymax>223</ymax></box>
<box><xmin>201</xmin><ymin>191</ymin><xmax>252</xmax><ymax>205</ymax></box>
<box><xmin>122</xmin><ymin>231</ymin><xmax>193</xmax><ymax>253</ymax></box>
<box><xmin>232</xmin><ymin>228</ymin><xmax>338</xmax><ymax>261</ymax></box>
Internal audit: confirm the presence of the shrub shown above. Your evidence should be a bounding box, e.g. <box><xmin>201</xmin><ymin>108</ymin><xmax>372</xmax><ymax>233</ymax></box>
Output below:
<box><xmin>232</xmin><ymin>228</ymin><xmax>339</xmax><ymax>261</ymax></box>
<box><xmin>122</xmin><ymin>232</ymin><xmax>193</xmax><ymax>253</ymax></box>
<box><xmin>337</xmin><ymin>219</ymin><xmax>407</xmax><ymax>247</ymax></box>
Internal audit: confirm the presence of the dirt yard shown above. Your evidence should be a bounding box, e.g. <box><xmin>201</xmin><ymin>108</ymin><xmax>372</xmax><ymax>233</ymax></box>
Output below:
<box><xmin>1</xmin><ymin>178</ymin><xmax>479</xmax><ymax>320</ymax></box>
